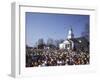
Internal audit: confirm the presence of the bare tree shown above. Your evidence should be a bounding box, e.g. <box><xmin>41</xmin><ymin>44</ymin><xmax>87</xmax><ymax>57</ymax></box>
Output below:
<box><xmin>54</xmin><ymin>40</ymin><xmax>59</xmax><ymax>48</ymax></box>
<box><xmin>54</xmin><ymin>39</ymin><xmax>64</xmax><ymax>49</ymax></box>
<box><xmin>47</xmin><ymin>38</ymin><xmax>53</xmax><ymax>45</ymax></box>
<box><xmin>37</xmin><ymin>38</ymin><xmax>45</xmax><ymax>49</ymax></box>
<box><xmin>47</xmin><ymin>38</ymin><xmax>55</xmax><ymax>48</ymax></box>
<box><xmin>81</xmin><ymin>23</ymin><xmax>89</xmax><ymax>41</ymax></box>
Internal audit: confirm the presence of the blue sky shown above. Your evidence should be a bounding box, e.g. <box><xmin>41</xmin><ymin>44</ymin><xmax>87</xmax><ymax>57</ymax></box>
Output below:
<box><xmin>25</xmin><ymin>12</ymin><xmax>89</xmax><ymax>47</ymax></box>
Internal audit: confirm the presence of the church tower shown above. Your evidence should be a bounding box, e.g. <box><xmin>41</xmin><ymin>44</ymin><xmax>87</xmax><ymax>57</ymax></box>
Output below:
<box><xmin>67</xmin><ymin>28</ymin><xmax>74</xmax><ymax>39</ymax></box>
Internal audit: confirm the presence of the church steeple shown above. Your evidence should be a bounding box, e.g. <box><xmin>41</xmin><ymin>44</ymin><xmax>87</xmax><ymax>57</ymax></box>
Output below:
<box><xmin>67</xmin><ymin>27</ymin><xmax>74</xmax><ymax>39</ymax></box>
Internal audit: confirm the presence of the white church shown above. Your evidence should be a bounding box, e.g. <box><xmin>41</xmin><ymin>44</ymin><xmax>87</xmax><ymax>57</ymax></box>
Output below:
<box><xmin>59</xmin><ymin>28</ymin><xmax>74</xmax><ymax>50</ymax></box>
<box><xmin>59</xmin><ymin>28</ymin><xmax>89</xmax><ymax>51</ymax></box>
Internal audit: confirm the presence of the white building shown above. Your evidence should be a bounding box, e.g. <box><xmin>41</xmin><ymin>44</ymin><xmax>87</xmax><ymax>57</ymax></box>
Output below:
<box><xmin>59</xmin><ymin>28</ymin><xmax>89</xmax><ymax>51</ymax></box>
<box><xmin>59</xmin><ymin>28</ymin><xmax>74</xmax><ymax>50</ymax></box>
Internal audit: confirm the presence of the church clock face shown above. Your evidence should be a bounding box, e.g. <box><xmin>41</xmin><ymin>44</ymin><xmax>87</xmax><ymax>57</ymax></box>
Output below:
<box><xmin>25</xmin><ymin>12</ymin><xmax>90</xmax><ymax>67</ymax></box>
